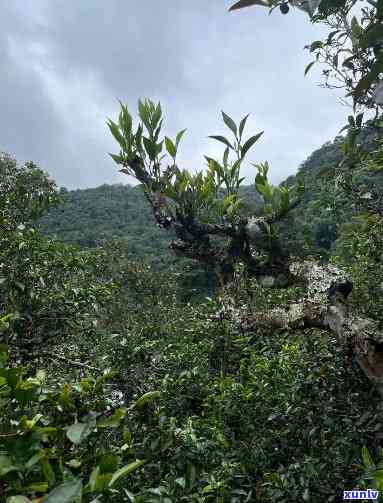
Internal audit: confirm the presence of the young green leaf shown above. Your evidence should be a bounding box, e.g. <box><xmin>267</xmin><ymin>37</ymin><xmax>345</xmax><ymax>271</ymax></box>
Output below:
<box><xmin>41</xmin><ymin>457</ymin><xmax>55</xmax><ymax>487</ymax></box>
<box><xmin>107</xmin><ymin>120</ymin><xmax>126</xmax><ymax>149</ymax></box>
<box><xmin>256</xmin><ymin>182</ymin><xmax>273</xmax><ymax>201</ymax></box>
<box><xmin>143</xmin><ymin>137</ymin><xmax>157</xmax><ymax>161</ymax></box>
<box><xmin>208</xmin><ymin>136</ymin><xmax>234</xmax><ymax>150</ymax></box>
<box><xmin>98</xmin><ymin>408</ymin><xmax>127</xmax><ymax>428</ymax></box>
<box><xmin>133</xmin><ymin>390</ymin><xmax>161</xmax><ymax>409</ymax></box>
<box><xmin>156</xmin><ymin>140</ymin><xmax>164</xmax><ymax>156</ymax></box>
<box><xmin>230</xmin><ymin>159</ymin><xmax>241</xmax><ymax>177</ymax></box>
<box><xmin>152</xmin><ymin>102</ymin><xmax>162</xmax><ymax>131</ymax></box>
<box><xmin>109</xmin><ymin>153</ymin><xmax>124</xmax><ymax>164</ymax></box>
<box><xmin>362</xmin><ymin>446</ymin><xmax>376</xmax><ymax>469</ymax></box>
<box><xmin>176</xmin><ymin>129</ymin><xmax>187</xmax><ymax>149</ymax></box>
<box><xmin>222</xmin><ymin>111</ymin><xmax>237</xmax><ymax>137</ymax></box>
<box><xmin>237</xmin><ymin>176</ymin><xmax>245</xmax><ymax>187</ymax></box>
<box><xmin>304</xmin><ymin>61</ymin><xmax>316</xmax><ymax>76</ymax></box>
<box><xmin>118</xmin><ymin>103</ymin><xmax>132</xmax><ymax>135</ymax></box>
<box><xmin>165</xmin><ymin>137</ymin><xmax>177</xmax><ymax>158</ymax></box>
<box><xmin>135</xmin><ymin>123</ymin><xmax>143</xmax><ymax>152</ymax></box>
<box><xmin>223</xmin><ymin>147</ymin><xmax>230</xmax><ymax>166</ymax></box>
<box><xmin>241</xmin><ymin>132</ymin><xmax>264</xmax><ymax>158</ymax></box>
<box><xmin>239</xmin><ymin>114</ymin><xmax>250</xmax><ymax>139</ymax></box>
<box><xmin>66</xmin><ymin>416</ymin><xmax>96</xmax><ymax>445</ymax></box>
<box><xmin>138</xmin><ymin>99</ymin><xmax>150</xmax><ymax>132</ymax></box>
<box><xmin>108</xmin><ymin>459</ymin><xmax>146</xmax><ymax>487</ymax></box>
<box><xmin>153</xmin><ymin>119</ymin><xmax>163</xmax><ymax>142</ymax></box>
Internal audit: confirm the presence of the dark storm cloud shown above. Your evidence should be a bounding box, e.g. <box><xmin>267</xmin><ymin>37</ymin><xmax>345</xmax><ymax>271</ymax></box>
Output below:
<box><xmin>0</xmin><ymin>0</ymin><xmax>347</xmax><ymax>189</ymax></box>
<box><xmin>0</xmin><ymin>4</ymin><xmax>65</xmax><ymax>177</ymax></box>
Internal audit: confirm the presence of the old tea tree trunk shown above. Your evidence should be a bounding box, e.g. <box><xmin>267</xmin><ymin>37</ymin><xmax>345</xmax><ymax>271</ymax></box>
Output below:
<box><xmin>240</xmin><ymin>260</ymin><xmax>383</xmax><ymax>386</ymax></box>
<box><xmin>107</xmin><ymin>99</ymin><xmax>383</xmax><ymax>387</ymax></box>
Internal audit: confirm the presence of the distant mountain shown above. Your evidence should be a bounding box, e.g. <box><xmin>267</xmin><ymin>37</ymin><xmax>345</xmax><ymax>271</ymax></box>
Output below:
<box><xmin>39</xmin><ymin>183</ymin><xmax>174</xmax><ymax>269</ymax></box>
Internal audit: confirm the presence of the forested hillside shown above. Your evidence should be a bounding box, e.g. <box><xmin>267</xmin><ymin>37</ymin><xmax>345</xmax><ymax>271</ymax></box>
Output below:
<box><xmin>39</xmin><ymin>184</ymin><xmax>173</xmax><ymax>267</ymax></box>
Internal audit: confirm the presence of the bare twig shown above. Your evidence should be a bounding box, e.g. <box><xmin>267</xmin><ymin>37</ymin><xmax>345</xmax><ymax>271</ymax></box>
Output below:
<box><xmin>33</xmin><ymin>351</ymin><xmax>101</xmax><ymax>372</ymax></box>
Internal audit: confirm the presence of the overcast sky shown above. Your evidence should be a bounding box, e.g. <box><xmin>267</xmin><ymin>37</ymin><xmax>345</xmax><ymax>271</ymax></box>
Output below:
<box><xmin>1</xmin><ymin>0</ymin><xmax>348</xmax><ymax>189</ymax></box>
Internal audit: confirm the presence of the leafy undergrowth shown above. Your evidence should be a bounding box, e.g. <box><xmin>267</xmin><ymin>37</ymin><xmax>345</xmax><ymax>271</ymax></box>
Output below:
<box><xmin>3</xmin><ymin>297</ymin><xmax>382</xmax><ymax>503</ymax></box>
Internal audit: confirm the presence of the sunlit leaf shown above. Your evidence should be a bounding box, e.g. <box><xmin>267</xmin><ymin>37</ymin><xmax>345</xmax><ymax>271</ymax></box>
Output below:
<box><xmin>362</xmin><ymin>446</ymin><xmax>376</xmax><ymax>469</ymax></box>
<box><xmin>0</xmin><ymin>455</ymin><xmax>18</xmax><ymax>477</ymax></box>
<box><xmin>143</xmin><ymin>137</ymin><xmax>157</xmax><ymax>161</ymax></box>
<box><xmin>108</xmin><ymin>459</ymin><xmax>146</xmax><ymax>487</ymax></box>
<box><xmin>66</xmin><ymin>416</ymin><xmax>96</xmax><ymax>445</ymax></box>
<box><xmin>165</xmin><ymin>137</ymin><xmax>177</xmax><ymax>158</ymax></box>
<box><xmin>44</xmin><ymin>479</ymin><xmax>82</xmax><ymax>503</ymax></box>
<box><xmin>98</xmin><ymin>408</ymin><xmax>127</xmax><ymax>428</ymax></box>
<box><xmin>133</xmin><ymin>391</ymin><xmax>161</xmax><ymax>409</ymax></box>
<box><xmin>6</xmin><ymin>497</ymin><xmax>32</xmax><ymax>503</ymax></box>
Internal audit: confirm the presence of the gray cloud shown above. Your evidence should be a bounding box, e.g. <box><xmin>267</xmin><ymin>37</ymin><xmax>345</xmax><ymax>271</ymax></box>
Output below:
<box><xmin>0</xmin><ymin>0</ymin><xmax>347</xmax><ymax>189</ymax></box>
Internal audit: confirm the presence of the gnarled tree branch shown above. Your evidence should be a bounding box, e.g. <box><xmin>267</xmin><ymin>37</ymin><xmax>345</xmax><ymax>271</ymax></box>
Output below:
<box><xmin>241</xmin><ymin>261</ymin><xmax>383</xmax><ymax>385</ymax></box>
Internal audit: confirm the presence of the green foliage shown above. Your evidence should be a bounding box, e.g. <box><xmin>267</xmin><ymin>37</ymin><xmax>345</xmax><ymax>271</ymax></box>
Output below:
<box><xmin>229</xmin><ymin>0</ymin><xmax>383</xmax><ymax>112</ymax></box>
<box><xmin>0</xmin><ymin>158</ymin><xmax>114</xmax><ymax>351</ymax></box>
<box><xmin>39</xmin><ymin>184</ymin><xmax>172</xmax><ymax>252</ymax></box>
<box><xmin>358</xmin><ymin>446</ymin><xmax>383</xmax><ymax>492</ymax></box>
<box><xmin>109</xmin><ymin>100</ymin><xmax>265</xmax><ymax>223</ymax></box>
<box><xmin>0</xmin><ymin>341</ymin><xmax>161</xmax><ymax>502</ymax></box>
<box><xmin>333</xmin><ymin>213</ymin><xmax>383</xmax><ymax>321</ymax></box>
<box><xmin>276</xmin><ymin>121</ymin><xmax>383</xmax><ymax>257</ymax></box>
<box><xmin>0</xmin><ymin>153</ymin><xmax>59</xmax><ymax>223</ymax></box>
<box><xmin>0</xmin><ymin>215</ymin><xmax>113</xmax><ymax>350</ymax></box>
<box><xmin>253</xmin><ymin>161</ymin><xmax>303</xmax><ymax>218</ymax></box>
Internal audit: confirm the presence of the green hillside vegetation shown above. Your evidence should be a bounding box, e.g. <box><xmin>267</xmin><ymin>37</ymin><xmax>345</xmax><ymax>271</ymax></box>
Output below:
<box><xmin>279</xmin><ymin>124</ymin><xmax>383</xmax><ymax>257</ymax></box>
<box><xmin>39</xmin><ymin>184</ymin><xmax>173</xmax><ymax>265</ymax></box>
